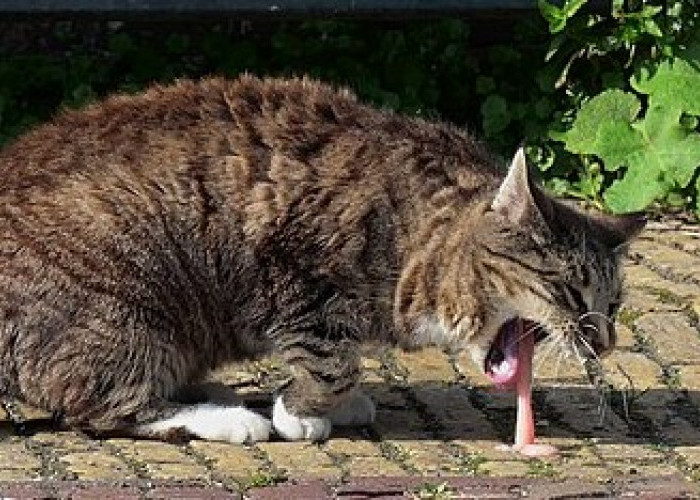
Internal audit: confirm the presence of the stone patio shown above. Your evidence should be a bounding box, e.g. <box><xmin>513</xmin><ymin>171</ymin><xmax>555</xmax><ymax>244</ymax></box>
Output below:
<box><xmin>0</xmin><ymin>222</ymin><xmax>699</xmax><ymax>498</ymax></box>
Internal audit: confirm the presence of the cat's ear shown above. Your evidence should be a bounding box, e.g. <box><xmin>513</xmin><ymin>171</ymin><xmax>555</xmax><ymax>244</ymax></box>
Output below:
<box><xmin>588</xmin><ymin>212</ymin><xmax>646</xmax><ymax>251</ymax></box>
<box><xmin>491</xmin><ymin>147</ymin><xmax>539</xmax><ymax>223</ymax></box>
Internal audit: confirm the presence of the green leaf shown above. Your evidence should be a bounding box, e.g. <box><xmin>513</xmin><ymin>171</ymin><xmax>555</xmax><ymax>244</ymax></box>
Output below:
<box><xmin>538</xmin><ymin>0</ymin><xmax>587</xmax><ymax>34</ymax></box>
<box><xmin>642</xmin><ymin>18</ymin><xmax>663</xmax><ymax>38</ymax></box>
<box><xmin>635</xmin><ymin>105</ymin><xmax>700</xmax><ymax>189</ymax></box>
<box><xmin>632</xmin><ymin>57</ymin><xmax>700</xmax><ymax>115</ymax></box>
<box><xmin>604</xmin><ymin>153</ymin><xmax>666</xmax><ymax>213</ymax></box>
<box><xmin>475</xmin><ymin>76</ymin><xmax>495</xmax><ymax>95</ymax></box>
<box><xmin>538</xmin><ymin>0</ymin><xmax>567</xmax><ymax>34</ymax></box>
<box><xmin>481</xmin><ymin>95</ymin><xmax>510</xmax><ymax>137</ymax></box>
<box><xmin>602</xmin><ymin>105</ymin><xmax>700</xmax><ymax>212</ymax></box>
<box><xmin>561</xmin><ymin>89</ymin><xmax>642</xmax><ymax>169</ymax></box>
<box><xmin>562</xmin><ymin>87</ymin><xmax>700</xmax><ymax>213</ymax></box>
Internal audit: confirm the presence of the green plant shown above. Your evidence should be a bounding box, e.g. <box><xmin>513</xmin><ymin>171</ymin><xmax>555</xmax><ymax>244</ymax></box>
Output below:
<box><xmin>541</xmin><ymin>0</ymin><xmax>700</xmax><ymax>213</ymax></box>
<box><xmin>0</xmin><ymin>5</ymin><xmax>698</xmax><ymax>216</ymax></box>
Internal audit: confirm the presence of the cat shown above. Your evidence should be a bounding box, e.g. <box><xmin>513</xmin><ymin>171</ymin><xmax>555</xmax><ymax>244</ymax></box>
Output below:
<box><xmin>0</xmin><ymin>75</ymin><xmax>644</xmax><ymax>443</ymax></box>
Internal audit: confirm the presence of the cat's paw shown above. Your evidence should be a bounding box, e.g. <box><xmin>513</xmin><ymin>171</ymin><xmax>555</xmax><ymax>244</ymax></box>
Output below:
<box><xmin>141</xmin><ymin>404</ymin><xmax>271</xmax><ymax>444</ymax></box>
<box><xmin>328</xmin><ymin>390</ymin><xmax>376</xmax><ymax>426</ymax></box>
<box><xmin>272</xmin><ymin>395</ymin><xmax>331</xmax><ymax>441</ymax></box>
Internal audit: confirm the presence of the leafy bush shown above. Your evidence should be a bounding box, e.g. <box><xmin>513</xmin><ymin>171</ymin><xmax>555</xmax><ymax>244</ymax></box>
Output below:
<box><xmin>0</xmin><ymin>3</ymin><xmax>698</xmax><ymax>215</ymax></box>
<box><xmin>538</xmin><ymin>0</ymin><xmax>700</xmax><ymax>214</ymax></box>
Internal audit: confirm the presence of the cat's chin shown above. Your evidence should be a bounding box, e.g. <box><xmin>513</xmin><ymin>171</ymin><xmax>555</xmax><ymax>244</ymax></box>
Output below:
<box><xmin>484</xmin><ymin>318</ymin><xmax>546</xmax><ymax>388</ymax></box>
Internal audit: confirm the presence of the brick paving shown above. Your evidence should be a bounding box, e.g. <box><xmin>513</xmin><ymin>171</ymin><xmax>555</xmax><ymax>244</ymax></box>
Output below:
<box><xmin>0</xmin><ymin>223</ymin><xmax>699</xmax><ymax>498</ymax></box>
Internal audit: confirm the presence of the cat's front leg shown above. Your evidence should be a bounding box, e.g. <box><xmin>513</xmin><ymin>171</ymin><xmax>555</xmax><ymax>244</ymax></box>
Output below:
<box><xmin>272</xmin><ymin>337</ymin><xmax>372</xmax><ymax>441</ymax></box>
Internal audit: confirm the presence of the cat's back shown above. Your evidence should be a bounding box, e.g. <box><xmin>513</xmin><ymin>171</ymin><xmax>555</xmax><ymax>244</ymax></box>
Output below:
<box><xmin>0</xmin><ymin>76</ymin><xmax>372</xmax><ymax>189</ymax></box>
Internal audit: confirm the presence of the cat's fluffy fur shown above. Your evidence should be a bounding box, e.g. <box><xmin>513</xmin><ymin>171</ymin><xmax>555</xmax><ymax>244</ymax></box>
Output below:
<box><xmin>0</xmin><ymin>75</ymin><xmax>644</xmax><ymax>442</ymax></box>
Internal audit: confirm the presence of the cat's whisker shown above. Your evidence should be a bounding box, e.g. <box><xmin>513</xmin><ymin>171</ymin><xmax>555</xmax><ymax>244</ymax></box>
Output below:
<box><xmin>501</xmin><ymin>321</ymin><xmax>547</xmax><ymax>353</ymax></box>
<box><xmin>552</xmin><ymin>340</ymin><xmax>565</xmax><ymax>383</ymax></box>
<box><xmin>576</xmin><ymin>333</ymin><xmax>603</xmax><ymax>367</ymax></box>
<box><xmin>568</xmin><ymin>335</ymin><xmax>590</xmax><ymax>372</ymax></box>
<box><xmin>533</xmin><ymin>333</ymin><xmax>562</xmax><ymax>376</ymax></box>
<box><xmin>579</xmin><ymin>310</ymin><xmax>614</xmax><ymax>326</ymax></box>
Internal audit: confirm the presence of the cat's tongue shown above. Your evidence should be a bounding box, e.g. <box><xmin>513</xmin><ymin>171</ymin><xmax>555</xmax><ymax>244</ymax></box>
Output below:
<box><xmin>511</xmin><ymin>319</ymin><xmax>559</xmax><ymax>457</ymax></box>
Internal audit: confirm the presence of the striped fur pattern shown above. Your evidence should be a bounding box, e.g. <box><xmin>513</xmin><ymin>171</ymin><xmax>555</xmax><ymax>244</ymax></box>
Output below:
<box><xmin>0</xmin><ymin>76</ymin><xmax>644</xmax><ymax>441</ymax></box>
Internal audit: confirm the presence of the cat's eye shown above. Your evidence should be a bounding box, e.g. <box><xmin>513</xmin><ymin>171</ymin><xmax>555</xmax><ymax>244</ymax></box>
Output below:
<box><xmin>563</xmin><ymin>284</ymin><xmax>587</xmax><ymax>313</ymax></box>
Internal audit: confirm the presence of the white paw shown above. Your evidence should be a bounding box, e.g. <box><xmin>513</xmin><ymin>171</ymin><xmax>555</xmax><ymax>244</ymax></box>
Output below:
<box><xmin>140</xmin><ymin>404</ymin><xmax>271</xmax><ymax>444</ymax></box>
<box><xmin>272</xmin><ymin>395</ymin><xmax>331</xmax><ymax>441</ymax></box>
<box><xmin>328</xmin><ymin>390</ymin><xmax>376</xmax><ymax>426</ymax></box>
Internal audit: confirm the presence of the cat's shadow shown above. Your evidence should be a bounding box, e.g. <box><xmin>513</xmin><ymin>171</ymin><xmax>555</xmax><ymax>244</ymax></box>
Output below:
<box><xmin>4</xmin><ymin>381</ymin><xmax>696</xmax><ymax>446</ymax></box>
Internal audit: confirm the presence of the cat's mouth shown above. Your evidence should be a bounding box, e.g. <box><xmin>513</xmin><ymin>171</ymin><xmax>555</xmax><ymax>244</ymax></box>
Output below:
<box><xmin>484</xmin><ymin>318</ymin><xmax>547</xmax><ymax>387</ymax></box>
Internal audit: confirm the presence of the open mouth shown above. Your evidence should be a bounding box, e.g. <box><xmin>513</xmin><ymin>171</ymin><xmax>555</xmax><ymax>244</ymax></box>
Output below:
<box><xmin>484</xmin><ymin>318</ymin><xmax>548</xmax><ymax>387</ymax></box>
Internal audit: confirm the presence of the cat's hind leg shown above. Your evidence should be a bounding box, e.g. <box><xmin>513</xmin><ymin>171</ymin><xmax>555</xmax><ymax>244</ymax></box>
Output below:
<box><xmin>327</xmin><ymin>389</ymin><xmax>376</xmax><ymax>427</ymax></box>
<box><xmin>136</xmin><ymin>403</ymin><xmax>271</xmax><ymax>444</ymax></box>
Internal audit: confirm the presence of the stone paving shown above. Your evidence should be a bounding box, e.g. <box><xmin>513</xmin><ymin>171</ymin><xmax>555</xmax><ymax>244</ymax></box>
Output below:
<box><xmin>0</xmin><ymin>222</ymin><xmax>699</xmax><ymax>498</ymax></box>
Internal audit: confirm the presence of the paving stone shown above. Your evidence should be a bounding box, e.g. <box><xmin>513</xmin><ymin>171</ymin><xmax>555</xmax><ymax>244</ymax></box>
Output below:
<box><xmin>603</xmin><ymin>351</ymin><xmax>664</xmax><ymax>390</ymax></box>
<box><xmin>190</xmin><ymin>442</ymin><xmax>267</xmax><ymax>481</ymax></box>
<box><xmin>612</xmin><ymin>463</ymin><xmax>683</xmax><ymax>477</ymax></box>
<box><xmin>389</xmin><ymin>440</ymin><xmax>464</xmax><ymax>475</ymax></box>
<box><xmin>674</xmin><ymin>446</ymin><xmax>700</xmax><ymax>470</ymax></box>
<box><xmin>623</xmin><ymin>288</ymin><xmax>683</xmax><ymax>313</ymax></box>
<box><xmin>596</xmin><ymin>443</ymin><xmax>666</xmax><ymax>463</ymax></box>
<box><xmin>256</xmin><ymin>442</ymin><xmax>341</xmax><ymax>480</ymax></box>
<box><xmin>412</xmin><ymin>385</ymin><xmax>494</xmax><ymax>440</ymax></box>
<box><xmin>145</xmin><ymin>461</ymin><xmax>209</xmax><ymax>480</ymax></box>
<box><xmin>0</xmin><ymin>468</ymin><xmax>41</xmax><ymax>480</ymax></box>
<box><xmin>54</xmin><ymin>482</ymin><xmax>143</xmax><ymax>500</ymax></box>
<box><xmin>625</xmin><ymin>264</ymin><xmax>700</xmax><ymax>299</ymax></box>
<box><xmin>394</xmin><ymin>347</ymin><xmax>457</xmax><ymax>383</ymax></box>
<box><xmin>373</xmin><ymin>408</ymin><xmax>432</xmax><ymax>440</ymax></box>
<box><xmin>555</xmin><ymin>461</ymin><xmax>615</xmax><ymax>482</ymax></box>
<box><xmin>31</xmin><ymin>431</ymin><xmax>96</xmax><ymax>452</ymax></box>
<box><xmin>677</xmin><ymin>365</ymin><xmax>700</xmax><ymax>411</ymax></box>
<box><xmin>247</xmin><ymin>481</ymin><xmax>330</xmax><ymax>500</ymax></box>
<box><xmin>108</xmin><ymin>439</ymin><xmax>190</xmax><ymax>463</ymax></box>
<box><xmin>533</xmin><ymin>350</ymin><xmax>587</xmax><ymax>383</ymax></box>
<box><xmin>0</xmin><ymin>482</ymin><xmax>51</xmax><ymax>497</ymax></box>
<box><xmin>541</xmin><ymin>385</ymin><xmax>631</xmax><ymax>438</ymax></box>
<box><xmin>526</xmin><ymin>477</ymin><xmax>611</xmax><ymax>497</ymax></box>
<box><xmin>60</xmin><ymin>451</ymin><xmax>136</xmax><ymax>480</ymax></box>
<box><xmin>341</xmin><ymin>455</ymin><xmax>409</xmax><ymax>476</ymax></box>
<box><xmin>146</xmin><ymin>485</ymin><xmax>237</xmax><ymax>499</ymax></box>
<box><xmin>632</xmin><ymin>240</ymin><xmax>700</xmax><ymax>279</ymax></box>
<box><xmin>615</xmin><ymin>322</ymin><xmax>637</xmax><ymax>349</ymax></box>
<box><xmin>451</xmin><ymin>439</ymin><xmax>527</xmax><ymax>462</ymax></box>
<box><xmin>323</xmin><ymin>438</ymin><xmax>380</xmax><ymax>458</ymax></box>
<box><xmin>533</xmin><ymin>438</ymin><xmax>599</xmax><ymax>463</ymax></box>
<box><xmin>634</xmin><ymin>312</ymin><xmax>700</xmax><ymax>365</ymax></box>
<box><xmin>479</xmin><ymin>460</ymin><xmax>532</xmax><ymax>477</ymax></box>
<box><xmin>0</xmin><ymin>442</ymin><xmax>41</xmax><ymax>470</ymax></box>
<box><xmin>13</xmin><ymin>402</ymin><xmax>52</xmax><ymax>421</ymax></box>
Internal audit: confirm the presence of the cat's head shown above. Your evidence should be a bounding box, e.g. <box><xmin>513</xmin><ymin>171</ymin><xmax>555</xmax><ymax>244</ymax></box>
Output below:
<box><xmin>468</xmin><ymin>148</ymin><xmax>645</xmax><ymax>385</ymax></box>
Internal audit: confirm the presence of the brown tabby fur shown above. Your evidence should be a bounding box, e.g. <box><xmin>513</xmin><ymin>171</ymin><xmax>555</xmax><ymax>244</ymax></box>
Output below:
<box><xmin>0</xmin><ymin>75</ymin><xmax>643</xmax><ymax>436</ymax></box>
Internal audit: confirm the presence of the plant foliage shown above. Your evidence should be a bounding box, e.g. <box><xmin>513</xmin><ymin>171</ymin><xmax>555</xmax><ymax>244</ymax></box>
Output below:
<box><xmin>0</xmin><ymin>2</ymin><xmax>698</xmax><ymax>215</ymax></box>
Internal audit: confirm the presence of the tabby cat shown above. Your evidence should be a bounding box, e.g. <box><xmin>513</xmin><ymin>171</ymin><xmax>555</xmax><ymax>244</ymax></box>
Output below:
<box><xmin>0</xmin><ymin>76</ymin><xmax>644</xmax><ymax>443</ymax></box>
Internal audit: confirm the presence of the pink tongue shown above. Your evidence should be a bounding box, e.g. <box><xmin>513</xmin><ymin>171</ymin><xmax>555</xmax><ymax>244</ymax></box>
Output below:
<box><xmin>514</xmin><ymin>321</ymin><xmax>535</xmax><ymax>447</ymax></box>
<box><xmin>512</xmin><ymin>319</ymin><xmax>558</xmax><ymax>457</ymax></box>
